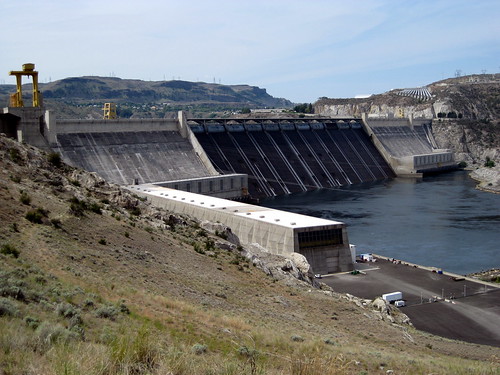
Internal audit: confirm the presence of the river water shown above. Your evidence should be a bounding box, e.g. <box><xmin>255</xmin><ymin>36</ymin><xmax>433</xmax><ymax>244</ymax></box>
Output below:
<box><xmin>261</xmin><ymin>171</ymin><xmax>500</xmax><ymax>275</ymax></box>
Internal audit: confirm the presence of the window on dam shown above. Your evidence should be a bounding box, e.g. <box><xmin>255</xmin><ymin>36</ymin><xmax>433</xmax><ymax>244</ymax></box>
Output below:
<box><xmin>298</xmin><ymin>228</ymin><xmax>343</xmax><ymax>249</ymax></box>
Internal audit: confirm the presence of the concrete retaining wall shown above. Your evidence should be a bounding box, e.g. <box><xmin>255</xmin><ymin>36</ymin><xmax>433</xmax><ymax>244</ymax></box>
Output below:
<box><xmin>155</xmin><ymin>174</ymin><xmax>247</xmax><ymax>200</ymax></box>
<box><xmin>54</xmin><ymin>118</ymin><xmax>179</xmax><ymax>134</ymax></box>
<box><xmin>129</xmin><ymin>184</ymin><xmax>353</xmax><ymax>274</ymax></box>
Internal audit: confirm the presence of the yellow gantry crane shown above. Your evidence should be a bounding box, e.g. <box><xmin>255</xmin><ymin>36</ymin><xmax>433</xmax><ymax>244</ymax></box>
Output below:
<box><xmin>9</xmin><ymin>63</ymin><xmax>41</xmax><ymax>107</ymax></box>
<box><xmin>103</xmin><ymin>102</ymin><xmax>117</xmax><ymax>119</ymax></box>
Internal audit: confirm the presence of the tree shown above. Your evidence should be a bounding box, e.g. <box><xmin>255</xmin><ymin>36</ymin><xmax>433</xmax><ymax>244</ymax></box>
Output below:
<box><xmin>117</xmin><ymin>107</ymin><xmax>133</xmax><ymax>118</ymax></box>
<box><xmin>484</xmin><ymin>157</ymin><xmax>495</xmax><ymax>168</ymax></box>
<box><xmin>293</xmin><ymin>103</ymin><xmax>313</xmax><ymax>114</ymax></box>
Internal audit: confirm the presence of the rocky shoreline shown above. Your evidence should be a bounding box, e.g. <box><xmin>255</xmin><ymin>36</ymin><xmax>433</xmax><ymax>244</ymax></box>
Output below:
<box><xmin>467</xmin><ymin>268</ymin><xmax>500</xmax><ymax>283</ymax></box>
<box><xmin>468</xmin><ymin>166</ymin><xmax>500</xmax><ymax>194</ymax></box>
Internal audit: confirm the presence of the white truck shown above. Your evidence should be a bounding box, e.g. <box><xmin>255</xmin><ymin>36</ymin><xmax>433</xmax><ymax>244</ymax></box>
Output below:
<box><xmin>382</xmin><ymin>291</ymin><xmax>405</xmax><ymax>307</ymax></box>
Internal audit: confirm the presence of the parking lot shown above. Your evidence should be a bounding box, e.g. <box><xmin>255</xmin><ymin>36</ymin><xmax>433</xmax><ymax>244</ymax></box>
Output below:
<box><xmin>321</xmin><ymin>256</ymin><xmax>500</xmax><ymax>347</ymax></box>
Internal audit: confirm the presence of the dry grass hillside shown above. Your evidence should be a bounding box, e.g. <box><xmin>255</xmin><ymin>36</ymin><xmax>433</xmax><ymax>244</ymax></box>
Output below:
<box><xmin>0</xmin><ymin>135</ymin><xmax>499</xmax><ymax>374</ymax></box>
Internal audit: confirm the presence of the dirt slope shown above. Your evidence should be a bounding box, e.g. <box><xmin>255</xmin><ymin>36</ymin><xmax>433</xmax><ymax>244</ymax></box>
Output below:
<box><xmin>0</xmin><ymin>135</ymin><xmax>499</xmax><ymax>374</ymax></box>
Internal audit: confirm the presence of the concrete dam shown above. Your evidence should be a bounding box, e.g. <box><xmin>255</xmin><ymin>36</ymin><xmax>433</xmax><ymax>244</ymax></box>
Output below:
<box><xmin>0</xmin><ymin>64</ymin><xmax>455</xmax><ymax>274</ymax></box>
<box><xmin>189</xmin><ymin>118</ymin><xmax>395</xmax><ymax>197</ymax></box>
<box><xmin>1</xmin><ymin>104</ymin><xmax>457</xmax><ymax>274</ymax></box>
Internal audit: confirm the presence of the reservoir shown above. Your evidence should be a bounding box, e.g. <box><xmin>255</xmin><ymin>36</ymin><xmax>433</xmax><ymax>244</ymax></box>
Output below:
<box><xmin>261</xmin><ymin>171</ymin><xmax>500</xmax><ymax>275</ymax></box>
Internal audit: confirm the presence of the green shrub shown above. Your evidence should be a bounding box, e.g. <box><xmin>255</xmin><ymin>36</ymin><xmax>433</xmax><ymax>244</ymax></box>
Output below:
<box><xmin>196</xmin><ymin>229</ymin><xmax>207</xmax><ymax>237</ymax></box>
<box><xmin>0</xmin><ymin>298</ymin><xmax>18</xmax><ymax>317</ymax></box>
<box><xmin>238</xmin><ymin>345</ymin><xmax>259</xmax><ymax>358</ymax></box>
<box><xmin>458</xmin><ymin>161</ymin><xmax>467</xmax><ymax>168</ymax></box>
<box><xmin>69</xmin><ymin>197</ymin><xmax>87</xmax><ymax>216</ymax></box>
<box><xmin>55</xmin><ymin>302</ymin><xmax>79</xmax><ymax>318</ymax></box>
<box><xmin>98</xmin><ymin>238</ymin><xmax>107</xmax><ymax>245</ymax></box>
<box><xmin>95</xmin><ymin>305</ymin><xmax>120</xmax><ymax>320</ymax></box>
<box><xmin>215</xmin><ymin>229</ymin><xmax>228</xmax><ymax>240</ymax></box>
<box><xmin>204</xmin><ymin>238</ymin><xmax>215</xmax><ymax>251</ymax></box>
<box><xmin>119</xmin><ymin>303</ymin><xmax>130</xmax><ymax>315</ymax></box>
<box><xmin>191</xmin><ymin>343</ymin><xmax>208</xmax><ymax>355</ymax></box>
<box><xmin>19</xmin><ymin>191</ymin><xmax>31</xmax><ymax>205</ymax></box>
<box><xmin>24</xmin><ymin>316</ymin><xmax>41</xmax><ymax>329</ymax></box>
<box><xmin>8</xmin><ymin>148</ymin><xmax>22</xmax><ymax>164</ymax></box>
<box><xmin>1</xmin><ymin>244</ymin><xmax>20</xmax><ymax>258</ymax></box>
<box><xmin>193</xmin><ymin>243</ymin><xmax>205</xmax><ymax>254</ymax></box>
<box><xmin>25</xmin><ymin>208</ymin><xmax>48</xmax><ymax>224</ymax></box>
<box><xmin>89</xmin><ymin>202</ymin><xmax>102</xmax><ymax>214</ymax></box>
<box><xmin>50</xmin><ymin>218</ymin><xmax>62</xmax><ymax>228</ymax></box>
<box><xmin>9</xmin><ymin>175</ymin><xmax>21</xmax><ymax>183</ymax></box>
<box><xmin>0</xmin><ymin>285</ymin><xmax>25</xmax><ymax>301</ymax></box>
<box><xmin>324</xmin><ymin>338</ymin><xmax>336</xmax><ymax>345</ymax></box>
<box><xmin>69</xmin><ymin>197</ymin><xmax>102</xmax><ymax>216</ymax></box>
<box><xmin>36</xmin><ymin>321</ymin><xmax>79</xmax><ymax>347</ymax></box>
<box><xmin>129</xmin><ymin>207</ymin><xmax>141</xmax><ymax>216</ymax></box>
<box><xmin>484</xmin><ymin>157</ymin><xmax>495</xmax><ymax>168</ymax></box>
<box><xmin>47</xmin><ymin>152</ymin><xmax>62</xmax><ymax>167</ymax></box>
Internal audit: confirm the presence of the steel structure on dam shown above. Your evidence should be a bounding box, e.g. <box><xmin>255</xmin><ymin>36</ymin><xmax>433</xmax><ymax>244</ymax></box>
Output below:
<box><xmin>188</xmin><ymin>118</ymin><xmax>395</xmax><ymax>197</ymax></box>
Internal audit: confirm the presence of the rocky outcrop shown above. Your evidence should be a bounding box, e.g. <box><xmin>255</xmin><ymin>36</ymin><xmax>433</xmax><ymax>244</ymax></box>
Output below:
<box><xmin>432</xmin><ymin>119</ymin><xmax>500</xmax><ymax>165</ymax></box>
<box><xmin>315</xmin><ymin>99</ymin><xmax>437</xmax><ymax>119</ymax></box>
<box><xmin>469</xmin><ymin>167</ymin><xmax>500</xmax><ymax>194</ymax></box>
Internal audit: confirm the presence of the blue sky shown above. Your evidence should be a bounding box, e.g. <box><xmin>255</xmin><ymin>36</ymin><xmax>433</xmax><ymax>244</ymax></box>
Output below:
<box><xmin>1</xmin><ymin>0</ymin><xmax>499</xmax><ymax>103</ymax></box>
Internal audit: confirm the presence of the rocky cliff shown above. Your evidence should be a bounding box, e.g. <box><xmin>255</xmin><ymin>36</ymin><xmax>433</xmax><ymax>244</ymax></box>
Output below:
<box><xmin>316</xmin><ymin>74</ymin><xmax>499</xmax><ymax>122</ymax></box>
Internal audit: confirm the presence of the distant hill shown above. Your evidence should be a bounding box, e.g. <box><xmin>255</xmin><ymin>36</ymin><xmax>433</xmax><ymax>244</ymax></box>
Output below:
<box><xmin>0</xmin><ymin>76</ymin><xmax>293</xmax><ymax>119</ymax></box>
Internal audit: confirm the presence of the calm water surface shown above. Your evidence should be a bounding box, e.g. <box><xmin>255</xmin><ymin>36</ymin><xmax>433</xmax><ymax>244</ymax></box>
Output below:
<box><xmin>261</xmin><ymin>171</ymin><xmax>500</xmax><ymax>275</ymax></box>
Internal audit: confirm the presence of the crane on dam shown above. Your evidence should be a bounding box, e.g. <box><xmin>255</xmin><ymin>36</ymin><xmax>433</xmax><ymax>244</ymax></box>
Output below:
<box><xmin>8</xmin><ymin>63</ymin><xmax>42</xmax><ymax>107</ymax></box>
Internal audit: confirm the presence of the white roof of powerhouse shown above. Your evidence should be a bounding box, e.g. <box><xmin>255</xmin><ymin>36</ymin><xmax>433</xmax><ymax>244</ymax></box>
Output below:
<box><xmin>129</xmin><ymin>184</ymin><xmax>344</xmax><ymax>229</ymax></box>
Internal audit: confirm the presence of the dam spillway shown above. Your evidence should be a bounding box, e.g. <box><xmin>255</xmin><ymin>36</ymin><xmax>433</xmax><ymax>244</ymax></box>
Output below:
<box><xmin>369</xmin><ymin>122</ymin><xmax>436</xmax><ymax>157</ymax></box>
<box><xmin>190</xmin><ymin>119</ymin><xmax>395</xmax><ymax>197</ymax></box>
<box><xmin>56</xmin><ymin>130</ymin><xmax>211</xmax><ymax>185</ymax></box>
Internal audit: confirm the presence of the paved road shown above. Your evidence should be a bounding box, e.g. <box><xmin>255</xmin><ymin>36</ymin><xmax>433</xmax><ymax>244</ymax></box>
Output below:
<box><xmin>322</xmin><ymin>257</ymin><xmax>500</xmax><ymax>347</ymax></box>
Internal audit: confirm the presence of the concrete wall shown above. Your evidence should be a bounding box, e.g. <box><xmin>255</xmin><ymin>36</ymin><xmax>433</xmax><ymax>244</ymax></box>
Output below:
<box><xmin>128</xmin><ymin>184</ymin><xmax>353</xmax><ymax>274</ymax></box>
<box><xmin>360</xmin><ymin>114</ymin><xmax>399</xmax><ymax>173</ymax></box>
<box><xmin>155</xmin><ymin>174</ymin><xmax>248</xmax><ymax>200</ymax></box>
<box><xmin>2</xmin><ymin>107</ymin><xmax>51</xmax><ymax>150</ymax></box>
<box><xmin>54</xmin><ymin>118</ymin><xmax>179</xmax><ymax>134</ymax></box>
<box><xmin>178</xmin><ymin>111</ymin><xmax>219</xmax><ymax>175</ymax></box>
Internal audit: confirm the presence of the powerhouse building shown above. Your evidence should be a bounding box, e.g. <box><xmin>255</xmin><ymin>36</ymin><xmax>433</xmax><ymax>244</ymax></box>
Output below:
<box><xmin>128</xmin><ymin>184</ymin><xmax>354</xmax><ymax>275</ymax></box>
